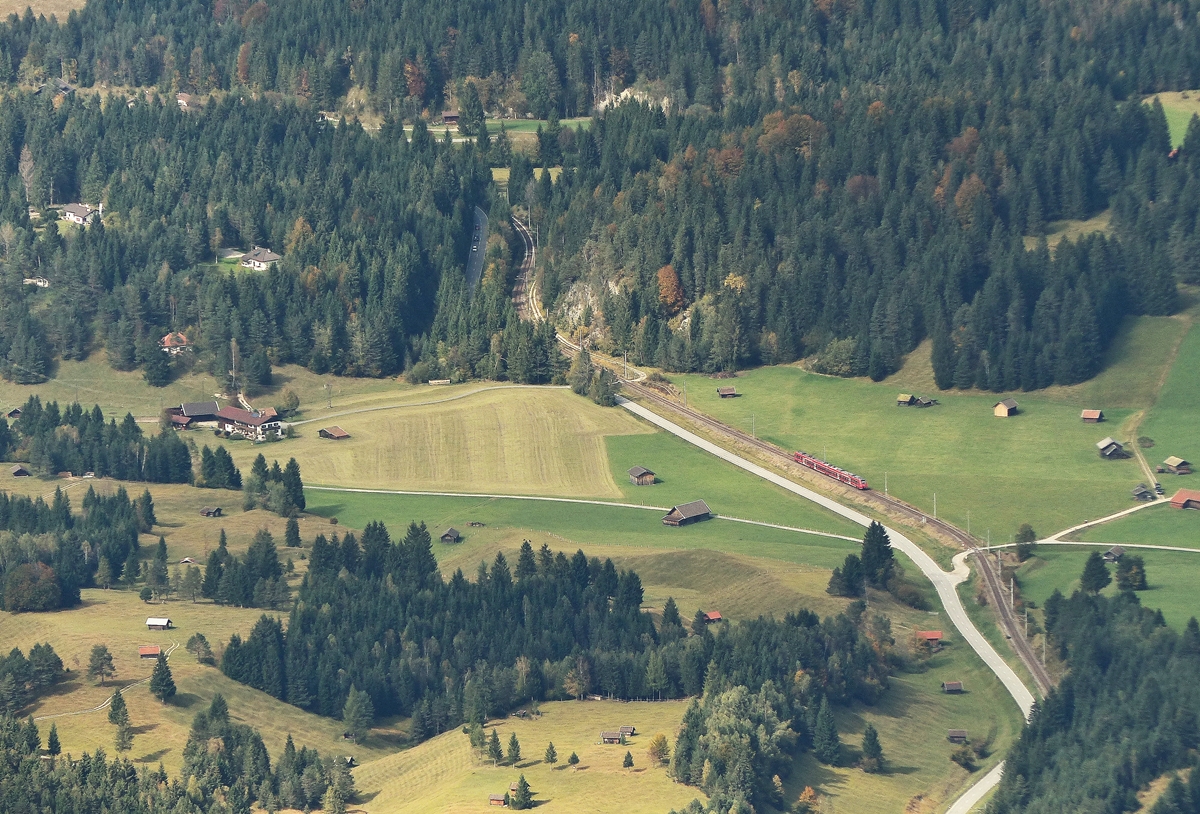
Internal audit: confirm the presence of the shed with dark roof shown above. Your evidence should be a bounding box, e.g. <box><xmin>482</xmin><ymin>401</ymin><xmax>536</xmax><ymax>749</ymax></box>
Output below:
<box><xmin>440</xmin><ymin>528</ymin><xmax>461</xmax><ymax>544</ymax></box>
<box><xmin>662</xmin><ymin>500</ymin><xmax>712</xmax><ymax>526</ymax></box>
<box><xmin>993</xmin><ymin>398</ymin><xmax>1019</xmax><ymax>417</ymax></box>
<box><xmin>628</xmin><ymin>466</ymin><xmax>655</xmax><ymax>486</ymax></box>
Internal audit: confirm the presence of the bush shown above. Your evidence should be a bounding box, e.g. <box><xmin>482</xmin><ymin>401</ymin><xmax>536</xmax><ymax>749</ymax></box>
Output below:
<box><xmin>3</xmin><ymin>563</ymin><xmax>62</xmax><ymax>611</ymax></box>
<box><xmin>950</xmin><ymin>743</ymin><xmax>976</xmax><ymax>770</ymax></box>
<box><xmin>891</xmin><ymin>582</ymin><xmax>931</xmax><ymax>610</ymax></box>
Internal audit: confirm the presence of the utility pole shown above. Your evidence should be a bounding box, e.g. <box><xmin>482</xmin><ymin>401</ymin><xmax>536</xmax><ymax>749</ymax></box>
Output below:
<box><xmin>751</xmin><ymin>414</ymin><xmax>755</xmax><ymax>438</ymax></box>
<box><xmin>933</xmin><ymin>493</ymin><xmax>937</xmax><ymax>520</ymax></box>
<box><xmin>1010</xmin><ymin>577</ymin><xmax>1015</xmax><ymax>608</ymax></box>
<box><xmin>884</xmin><ymin>472</ymin><xmax>888</xmax><ymax>496</ymax></box>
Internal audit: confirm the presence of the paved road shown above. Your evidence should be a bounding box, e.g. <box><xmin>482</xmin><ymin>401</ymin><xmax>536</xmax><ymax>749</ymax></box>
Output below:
<box><xmin>993</xmin><ymin>540</ymin><xmax>1200</xmax><ymax>554</ymax></box>
<box><xmin>1047</xmin><ymin>499</ymin><xmax>1161</xmax><ymax>540</ymax></box>
<box><xmin>466</xmin><ymin>206</ymin><xmax>488</xmax><ymax>294</ymax></box>
<box><xmin>617</xmin><ymin>396</ymin><xmax>1035</xmax><ymax>814</ymax></box>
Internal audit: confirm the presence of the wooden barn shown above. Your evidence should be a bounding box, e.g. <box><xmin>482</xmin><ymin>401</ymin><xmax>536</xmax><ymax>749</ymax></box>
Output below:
<box><xmin>1103</xmin><ymin>546</ymin><xmax>1124</xmax><ymax>563</ymax></box>
<box><xmin>5</xmin><ymin>407</ymin><xmax>21</xmax><ymax>419</ymax></box>
<box><xmin>1164</xmin><ymin>456</ymin><xmax>1193</xmax><ymax>475</ymax></box>
<box><xmin>628</xmin><ymin>466</ymin><xmax>655</xmax><ymax>486</ymax></box>
<box><xmin>948</xmin><ymin>730</ymin><xmax>969</xmax><ymax>743</ymax></box>
<box><xmin>199</xmin><ymin>507</ymin><xmax>222</xmax><ymax>517</ymax></box>
<box><xmin>319</xmin><ymin>426</ymin><xmax>351</xmax><ymax>440</ymax></box>
<box><xmin>488</xmin><ymin>793</ymin><xmax>507</xmax><ymax>806</ymax></box>
<box><xmin>620</xmin><ymin>725</ymin><xmax>636</xmax><ymax>737</ymax></box>
<box><xmin>600</xmin><ymin>731</ymin><xmax>623</xmax><ymax>744</ymax></box>
<box><xmin>700</xmin><ymin>611</ymin><xmax>723</xmax><ymax>624</ymax></box>
<box><xmin>1096</xmin><ymin>437</ymin><xmax>1127</xmax><ymax>459</ymax></box>
<box><xmin>10</xmin><ymin>465</ymin><xmax>29</xmax><ymax>477</ymax></box>
<box><xmin>139</xmin><ymin>645</ymin><xmax>161</xmax><ymax>660</ymax></box>
<box><xmin>662</xmin><ymin>500</ymin><xmax>712</xmax><ymax>526</ymax></box>
<box><xmin>1170</xmin><ymin>489</ymin><xmax>1200</xmax><ymax>509</ymax></box>
<box><xmin>916</xmin><ymin>396</ymin><xmax>937</xmax><ymax>407</ymax></box>
<box><xmin>1081</xmin><ymin>409</ymin><xmax>1105</xmax><ymax>423</ymax></box>
<box><xmin>145</xmin><ymin>617</ymin><xmax>172</xmax><ymax>631</ymax></box>
<box><xmin>897</xmin><ymin>393</ymin><xmax>915</xmax><ymax>406</ymax></box>
<box><xmin>993</xmin><ymin>398</ymin><xmax>1019</xmax><ymax>417</ymax></box>
<box><xmin>440</xmin><ymin>528</ymin><xmax>461</xmax><ymax>544</ymax></box>
<box><xmin>1132</xmin><ymin>483</ymin><xmax>1155</xmax><ymax>501</ymax></box>
<box><xmin>716</xmin><ymin>386</ymin><xmax>738</xmax><ymax>398</ymax></box>
<box><xmin>941</xmin><ymin>681</ymin><xmax>964</xmax><ymax>694</ymax></box>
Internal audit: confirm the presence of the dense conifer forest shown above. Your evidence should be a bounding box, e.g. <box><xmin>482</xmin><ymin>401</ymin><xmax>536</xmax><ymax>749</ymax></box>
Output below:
<box><xmin>0</xmin><ymin>0</ymin><xmax>1196</xmax><ymax>386</ymax></box>
<box><xmin>988</xmin><ymin>590</ymin><xmax>1200</xmax><ymax>813</ymax></box>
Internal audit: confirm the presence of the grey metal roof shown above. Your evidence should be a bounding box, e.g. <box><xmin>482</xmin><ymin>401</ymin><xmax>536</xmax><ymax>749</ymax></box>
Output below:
<box><xmin>181</xmin><ymin>401</ymin><xmax>219</xmax><ymax>417</ymax></box>
<box><xmin>669</xmin><ymin>499</ymin><xmax>711</xmax><ymax>519</ymax></box>
<box><xmin>628</xmin><ymin>466</ymin><xmax>654</xmax><ymax>478</ymax></box>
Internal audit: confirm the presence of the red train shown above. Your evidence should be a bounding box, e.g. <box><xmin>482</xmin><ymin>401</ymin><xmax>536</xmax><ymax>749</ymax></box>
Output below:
<box><xmin>793</xmin><ymin>451</ymin><xmax>869</xmax><ymax>490</ymax></box>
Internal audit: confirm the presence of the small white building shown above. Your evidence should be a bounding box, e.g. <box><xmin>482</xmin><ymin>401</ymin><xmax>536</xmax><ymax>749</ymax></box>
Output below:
<box><xmin>146</xmin><ymin>617</ymin><xmax>172</xmax><ymax>630</ymax></box>
<box><xmin>22</xmin><ymin>277</ymin><xmax>49</xmax><ymax>288</ymax></box>
<box><xmin>62</xmin><ymin>203</ymin><xmax>99</xmax><ymax>226</ymax></box>
<box><xmin>240</xmin><ymin>246</ymin><xmax>282</xmax><ymax>270</ymax></box>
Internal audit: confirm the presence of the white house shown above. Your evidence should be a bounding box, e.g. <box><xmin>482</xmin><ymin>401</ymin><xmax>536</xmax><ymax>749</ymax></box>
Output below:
<box><xmin>240</xmin><ymin>246</ymin><xmax>282</xmax><ymax>270</ymax></box>
<box><xmin>62</xmin><ymin>203</ymin><xmax>99</xmax><ymax>226</ymax></box>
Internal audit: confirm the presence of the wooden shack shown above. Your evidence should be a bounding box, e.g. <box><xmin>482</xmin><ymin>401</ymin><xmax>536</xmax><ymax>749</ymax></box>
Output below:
<box><xmin>620</xmin><ymin>725</ymin><xmax>636</xmax><ymax>737</ymax></box>
<box><xmin>1132</xmin><ymin>484</ymin><xmax>1155</xmax><ymax>501</ymax></box>
<box><xmin>600</xmin><ymin>731</ymin><xmax>623</xmax><ymax>744</ymax></box>
<box><xmin>1096</xmin><ymin>437</ymin><xmax>1127</xmax><ymax>459</ymax></box>
<box><xmin>1081</xmin><ymin>409</ymin><xmax>1104</xmax><ymax>423</ymax></box>
<box><xmin>628</xmin><ymin>466</ymin><xmax>656</xmax><ymax>486</ymax></box>
<box><xmin>948</xmin><ymin>729</ymin><xmax>969</xmax><ymax>743</ymax></box>
<box><xmin>941</xmin><ymin>681</ymin><xmax>964</xmax><ymax>694</ymax></box>
<box><xmin>897</xmin><ymin>393</ymin><xmax>915</xmax><ymax>406</ymax></box>
<box><xmin>10</xmin><ymin>465</ymin><xmax>29</xmax><ymax>477</ymax></box>
<box><xmin>993</xmin><ymin>398</ymin><xmax>1018</xmax><ymax>417</ymax></box>
<box><xmin>138</xmin><ymin>645</ymin><xmax>161</xmax><ymax>659</ymax></box>
<box><xmin>1103</xmin><ymin>546</ymin><xmax>1124</xmax><ymax>563</ymax></box>
<box><xmin>916</xmin><ymin>396</ymin><xmax>936</xmax><ymax>407</ymax></box>
<box><xmin>701</xmin><ymin>611</ymin><xmax>722</xmax><ymax>624</ymax></box>
<box><xmin>1170</xmin><ymin>489</ymin><xmax>1200</xmax><ymax>509</ymax></box>
<box><xmin>199</xmin><ymin>507</ymin><xmax>222</xmax><ymax>517</ymax></box>
<box><xmin>1164</xmin><ymin>456</ymin><xmax>1193</xmax><ymax>475</ymax></box>
<box><xmin>488</xmin><ymin>793</ymin><xmax>507</xmax><ymax>806</ymax></box>
<box><xmin>662</xmin><ymin>500</ymin><xmax>712</xmax><ymax>526</ymax></box>
<box><xmin>318</xmin><ymin>426</ymin><xmax>351</xmax><ymax>440</ymax></box>
<box><xmin>716</xmin><ymin>386</ymin><xmax>738</xmax><ymax>398</ymax></box>
<box><xmin>440</xmin><ymin>528</ymin><xmax>461</xmax><ymax>544</ymax></box>
<box><xmin>145</xmin><ymin>617</ymin><xmax>172</xmax><ymax>631</ymax></box>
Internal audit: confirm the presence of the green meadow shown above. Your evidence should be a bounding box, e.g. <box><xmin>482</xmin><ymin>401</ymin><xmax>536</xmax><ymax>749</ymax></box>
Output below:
<box><xmin>1075</xmin><ymin>502</ymin><xmax>1200</xmax><ymax>548</ymax></box>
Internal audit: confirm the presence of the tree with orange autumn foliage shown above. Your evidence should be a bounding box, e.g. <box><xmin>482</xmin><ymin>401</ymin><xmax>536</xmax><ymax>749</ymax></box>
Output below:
<box><xmin>658</xmin><ymin>265</ymin><xmax>685</xmax><ymax>315</ymax></box>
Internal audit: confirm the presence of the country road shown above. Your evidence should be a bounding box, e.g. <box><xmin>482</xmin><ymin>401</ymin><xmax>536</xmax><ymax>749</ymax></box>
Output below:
<box><xmin>466</xmin><ymin>206</ymin><xmax>487</xmax><ymax>293</ymax></box>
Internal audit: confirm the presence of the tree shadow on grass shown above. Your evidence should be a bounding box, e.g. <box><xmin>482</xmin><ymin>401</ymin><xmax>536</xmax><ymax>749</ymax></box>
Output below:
<box><xmin>170</xmin><ymin>692</ymin><xmax>202</xmax><ymax>708</ymax></box>
<box><xmin>134</xmin><ymin>748</ymin><xmax>169</xmax><ymax>763</ymax></box>
<box><xmin>306</xmin><ymin>503</ymin><xmax>345</xmax><ymax>518</ymax></box>
<box><xmin>130</xmin><ymin>723</ymin><xmax>159</xmax><ymax>736</ymax></box>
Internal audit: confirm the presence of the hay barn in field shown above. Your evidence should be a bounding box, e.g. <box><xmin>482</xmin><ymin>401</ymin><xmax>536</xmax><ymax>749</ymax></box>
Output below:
<box><xmin>628</xmin><ymin>466</ymin><xmax>655</xmax><ymax>485</ymax></box>
<box><xmin>1081</xmin><ymin>409</ymin><xmax>1104</xmax><ymax>422</ymax></box>
<box><xmin>1170</xmin><ymin>489</ymin><xmax>1200</xmax><ymax>509</ymax></box>
<box><xmin>662</xmin><ymin>500</ymin><xmax>712</xmax><ymax>526</ymax></box>
<box><xmin>319</xmin><ymin>426</ymin><xmax>351</xmax><ymax>440</ymax></box>
<box><xmin>993</xmin><ymin>398</ymin><xmax>1019</xmax><ymax>417</ymax></box>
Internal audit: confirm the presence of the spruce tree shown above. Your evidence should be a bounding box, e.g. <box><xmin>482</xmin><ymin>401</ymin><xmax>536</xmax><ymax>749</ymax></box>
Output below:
<box><xmin>285</xmin><ymin>517</ymin><xmax>301</xmax><ymax>548</ymax></box>
<box><xmin>46</xmin><ymin>722</ymin><xmax>59</xmax><ymax>756</ymax></box>
<box><xmin>512</xmin><ymin>774</ymin><xmax>533</xmax><ymax>809</ymax></box>
<box><xmin>860</xmin><ymin>521</ymin><xmax>894</xmax><ymax>589</ymax></box>
<box><xmin>282</xmin><ymin>458</ymin><xmax>305</xmax><ymax>512</ymax></box>
<box><xmin>568</xmin><ymin>751</ymin><xmax>579</xmax><ymax>768</ymax></box>
<box><xmin>544</xmin><ymin>742</ymin><xmax>557</xmax><ymax>765</ymax></box>
<box><xmin>150</xmin><ymin>653</ymin><xmax>176</xmax><ymax>703</ymax></box>
<box><xmin>860</xmin><ymin>723</ymin><xmax>883</xmax><ymax>773</ymax></box>
<box><xmin>108</xmin><ymin>689</ymin><xmax>129</xmax><ymax>727</ymax></box>
<box><xmin>342</xmin><ymin>685</ymin><xmax>374</xmax><ymax>742</ymax></box>
<box><xmin>623</xmin><ymin>750</ymin><xmax>634</xmax><ymax>768</ymax></box>
<box><xmin>507</xmin><ymin>731</ymin><xmax>521</xmax><ymax>765</ymax></box>
<box><xmin>813</xmin><ymin>697</ymin><xmax>840</xmax><ymax>765</ymax></box>
<box><xmin>1080</xmin><ymin>552</ymin><xmax>1111</xmax><ymax>594</ymax></box>
<box><xmin>488</xmin><ymin>729</ymin><xmax>503</xmax><ymax>764</ymax></box>
<box><xmin>114</xmin><ymin>723</ymin><xmax>133</xmax><ymax>753</ymax></box>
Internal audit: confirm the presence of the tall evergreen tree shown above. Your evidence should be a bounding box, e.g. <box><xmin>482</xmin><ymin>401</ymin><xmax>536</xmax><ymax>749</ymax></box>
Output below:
<box><xmin>813</xmin><ymin>697</ymin><xmax>840</xmax><ymax>765</ymax></box>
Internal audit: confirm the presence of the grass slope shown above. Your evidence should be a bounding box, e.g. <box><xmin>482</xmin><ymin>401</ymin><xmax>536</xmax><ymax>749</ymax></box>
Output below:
<box><xmin>1148</xmin><ymin>92</ymin><xmax>1200</xmax><ymax>147</ymax></box>
<box><xmin>227</xmin><ymin>387</ymin><xmax>648</xmax><ymax>498</ymax></box>
<box><xmin>1075</xmin><ymin>503</ymin><xmax>1200</xmax><ymax>548</ymax></box>
<box><xmin>1140</xmin><ymin>320</ymin><xmax>1200</xmax><ymax>482</ymax></box>
<box><xmin>355</xmin><ymin>700</ymin><xmax>698</xmax><ymax>814</ymax></box>
<box><xmin>1</xmin><ymin>589</ymin><xmax>393</xmax><ymax>774</ymax></box>
<box><xmin>1018</xmin><ymin>548</ymin><xmax>1200</xmax><ymax>629</ymax></box>
<box><xmin>667</xmin><ymin>366</ymin><xmax>1140</xmax><ymax>541</ymax></box>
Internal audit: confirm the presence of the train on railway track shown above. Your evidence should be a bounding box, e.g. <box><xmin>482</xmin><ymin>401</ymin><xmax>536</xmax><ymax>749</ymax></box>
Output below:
<box><xmin>793</xmin><ymin>451</ymin><xmax>869</xmax><ymax>490</ymax></box>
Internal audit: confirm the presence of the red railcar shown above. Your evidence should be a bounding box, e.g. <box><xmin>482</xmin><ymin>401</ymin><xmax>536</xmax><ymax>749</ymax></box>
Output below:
<box><xmin>793</xmin><ymin>451</ymin><xmax>869</xmax><ymax>490</ymax></box>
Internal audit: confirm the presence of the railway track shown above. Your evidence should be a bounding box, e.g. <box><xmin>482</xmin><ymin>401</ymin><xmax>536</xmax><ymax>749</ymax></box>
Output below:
<box><xmin>508</xmin><ymin>212</ymin><xmax>1052</xmax><ymax>696</ymax></box>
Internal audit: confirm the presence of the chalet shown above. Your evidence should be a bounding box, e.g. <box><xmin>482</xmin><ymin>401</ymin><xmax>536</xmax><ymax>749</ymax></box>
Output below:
<box><xmin>1081</xmin><ymin>409</ymin><xmax>1105</xmax><ymax>423</ymax></box>
<box><xmin>442</xmin><ymin>108</ymin><xmax>459</xmax><ymax>126</ymax></box>
<box><xmin>628</xmin><ymin>466</ymin><xmax>655</xmax><ymax>486</ymax></box>
<box><xmin>619</xmin><ymin>726</ymin><xmax>636</xmax><ymax>737</ymax></box>
<box><xmin>1170</xmin><ymin>489</ymin><xmax>1200</xmax><ymax>510</ymax></box>
<box><xmin>138</xmin><ymin>645</ymin><xmax>161</xmax><ymax>659</ymax></box>
<box><xmin>146</xmin><ymin>617</ymin><xmax>172</xmax><ymax>631</ymax></box>
<box><xmin>199</xmin><ymin>507</ymin><xmax>222</xmax><ymax>517</ymax></box>
<box><xmin>600</xmin><ymin>731</ymin><xmax>623</xmax><ymax>744</ymax></box>
<box><xmin>5</xmin><ymin>408</ymin><xmax>21</xmax><ymax>419</ymax></box>
<box><xmin>61</xmin><ymin>203</ymin><xmax>98</xmax><ymax>226</ymax></box>
<box><xmin>716</xmin><ymin>386</ymin><xmax>738</xmax><ymax>398</ymax></box>
<box><xmin>441</xmin><ymin>528</ymin><xmax>461</xmax><ymax>544</ymax></box>
<box><xmin>178</xmin><ymin>401</ymin><xmax>220</xmax><ymax>422</ymax></box>
<box><xmin>160</xmin><ymin>332</ymin><xmax>192</xmax><ymax>355</ymax></box>
<box><xmin>240</xmin><ymin>246</ymin><xmax>282</xmax><ymax>270</ymax></box>
<box><xmin>488</xmin><ymin>794</ymin><xmax>507</xmax><ymax>806</ymax></box>
<box><xmin>897</xmin><ymin>393</ymin><xmax>915</xmax><ymax>406</ymax></box>
<box><xmin>916</xmin><ymin>396</ymin><xmax>937</xmax><ymax>407</ymax></box>
<box><xmin>701</xmin><ymin>611</ymin><xmax>722</xmax><ymax>624</ymax></box>
<box><xmin>1132</xmin><ymin>483</ymin><xmax>1155</xmax><ymax>501</ymax></box>
<box><xmin>10</xmin><ymin>465</ymin><xmax>29</xmax><ymax>477</ymax></box>
<box><xmin>179</xmin><ymin>557</ymin><xmax>197</xmax><ymax>564</ymax></box>
<box><xmin>1103</xmin><ymin>546</ymin><xmax>1125</xmax><ymax>563</ymax></box>
<box><xmin>1096</xmin><ymin>437</ymin><xmax>1127</xmax><ymax>459</ymax></box>
<box><xmin>1164</xmin><ymin>456</ymin><xmax>1193</xmax><ymax>475</ymax></box>
<box><xmin>319</xmin><ymin>426</ymin><xmax>351</xmax><ymax>440</ymax></box>
<box><xmin>947</xmin><ymin>730</ymin><xmax>969</xmax><ymax>744</ymax></box>
<box><xmin>169</xmin><ymin>414</ymin><xmax>193</xmax><ymax>429</ymax></box>
<box><xmin>215</xmin><ymin>406</ymin><xmax>283</xmax><ymax>441</ymax></box>
<box><xmin>175</xmin><ymin>92</ymin><xmax>193</xmax><ymax>109</ymax></box>
<box><xmin>22</xmin><ymin>276</ymin><xmax>49</xmax><ymax>288</ymax></box>
<box><xmin>993</xmin><ymin>398</ymin><xmax>1019</xmax><ymax>417</ymax></box>
<box><xmin>941</xmin><ymin>681</ymin><xmax>964</xmax><ymax>694</ymax></box>
<box><xmin>662</xmin><ymin>499</ymin><xmax>712</xmax><ymax>527</ymax></box>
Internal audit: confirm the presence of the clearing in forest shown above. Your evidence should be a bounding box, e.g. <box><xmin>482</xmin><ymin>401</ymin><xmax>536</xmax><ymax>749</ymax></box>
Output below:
<box><xmin>1147</xmin><ymin>91</ymin><xmax>1200</xmax><ymax>147</ymax></box>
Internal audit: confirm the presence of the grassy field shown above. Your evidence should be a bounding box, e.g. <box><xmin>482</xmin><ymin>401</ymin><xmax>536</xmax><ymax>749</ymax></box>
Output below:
<box><xmin>1</xmin><ymin>589</ymin><xmax>398</xmax><ymax>775</ymax></box>
<box><xmin>0</xmin><ymin>0</ymin><xmax>83</xmax><ymax>17</ymax></box>
<box><xmin>664</xmin><ymin>366</ymin><xmax>1142</xmax><ymax>542</ymax></box>
<box><xmin>1074</xmin><ymin>502</ymin><xmax>1200</xmax><ymax>548</ymax></box>
<box><xmin>1139</xmin><ymin>320</ymin><xmax>1200</xmax><ymax>484</ymax></box>
<box><xmin>1018</xmin><ymin>547</ymin><xmax>1200</xmax><ymax>629</ymax></box>
<box><xmin>1148</xmin><ymin>92</ymin><xmax>1200</xmax><ymax>147</ymax></box>
<box><xmin>1022</xmin><ymin>208</ymin><xmax>1112</xmax><ymax>252</ymax></box>
<box><xmin>226</xmin><ymin>386</ymin><xmax>650</xmax><ymax>499</ymax></box>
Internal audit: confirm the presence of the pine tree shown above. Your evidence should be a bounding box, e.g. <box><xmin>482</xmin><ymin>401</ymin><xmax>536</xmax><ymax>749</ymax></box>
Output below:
<box><xmin>285</xmin><ymin>517</ymin><xmax>301</xmax><ymax>548</ymax></box>
<box><xmin>114</xmin><ymin>723</ymin><xmax>133</xmax><ymax>753</ymax></box>
<box><xmin>488</xmin><ymin>729</ymin><xmax>503</xmax><ymax>764</ymax></box>
<box><xmin>507</xmin><ymin>731</ymin><xmax>521</xmax><ymax>765</ymax></box>
<box><xmin>623</xmin><ymin>750</ymin><xmax>634</xmax><ymax>768</ymax></box>
<box><xmin>512</xmin><ymin>774</ymin><xmax>533</xmax><ymax>809</ymax></box>
<box><xmin>150</xmin><ymin>653</ymin><xmax>176</xmax><ymax>703</ymax></box>
<box><xmin>1080</xmin><ymin>552</ymin><xmax>1111</xmax><ymax>594</ymax></box>
<box><xmin>646</xmin><ymin>651</ymin><xmax>668</xmax><ymax>699</ymax></box>
<box><xmin>860</xmin><ymin>723</ymin><xmax>883</xmax><ymax>773</ymax></box>
<box><xmin>342</xmin><ymin>685</ymin><xmax>374</xmax><ymax>742</ymax></box>
<box><xmin>567</xmin><ymin>751</ymin><xmax>579</xmax><ymax>768</ymax></box>
<box><xmin>1015</xmin><ymin>524</ymin><xmax>1038</xmax><ymax>562</ymax></box>
<box><xmin>46</xmin><ymin>722</ymin><xmax>60</xmax><ymax>756</ymax></box>
<box><xmin>813</xmin><ymin>697</ymin><xmax>840</xmax><ymax>765</ymax></box>
<box><xmin>88</xmin><ymin>644</ymin><xmax>115</xmax><ymax>685</ymax></box>
<box><xmin>108</xmin><ymin>688</ymin><xmax>129</xmax><ymax>727</ymax></box>
<box><xmin>860</xmin><ymin>521</ymin><xmax>894</xmax><ymax>589</ymax></box>
<box><xmin>544</xmin><ymin>742</ymin><xmax>557</xmax><ymax>765</ymax></box>
<box><xmin>282</xmin><ymin>458</ymin><xmax>305</xmax><ymax>513</ymax></box>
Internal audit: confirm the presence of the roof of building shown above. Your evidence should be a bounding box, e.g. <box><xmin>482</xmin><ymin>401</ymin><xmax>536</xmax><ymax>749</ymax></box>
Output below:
<box><xmin>667</xmin><ymin>499</ymin><xmax>711</xmax><ymax>520</ymax></box>
<box><xmin>138</xmin><ymin>645</ymin><xmax>161</xmax><ymax>657</ymax></box>
<box><xmin>1132</xmin><ymin>484</ymin><xmax>1153</xmax><ymax>495</ymax></box>
<box><xmin>1106</xmin><ymin>545</ymin><xmax>1125</xmax><ymax>556</ymax></box>
<box><xmin>1170</xmin><ymin>489</ymin><xmax>1200</xmax><ymax>507</ymax></box>
<box><xmin>216</xmin><ymin>405</ymin><xmax>280</xmax><ymax>426</ymax></box>
<box><xmin>320</xmin><ymin>425</ymin><xmax>351</xmax><ymax>439</ymax></box>
<box><xmin>181</xmin><ymin>401</ymin><xmax>220</xmax><ymax>417</ymax></box>
<box><xmin>161</xmin><ymin>331</ymin><xmax>190</xmax><ymax>348</ymax></box>
<box><xmin>62</xmin><ymin>203</ymin><xmax>93</xmax><ymax>218</ymax></box>
<box><xmin>1165</xmin><ymin>456</ymin><xmax>1191</xmax><ymax>467</ymax></box>
<box><xmin>169</xmin><ymin>414</ymin><xmax>193</xmax><ymax>426</ymax></box>
<box><xmin>10</xmin><ymin>465</ymin><xmax>28</xmax><ymax>475</ymax></box>
<box><xmin>200</xmin><ymin>507</ymin><xmax>220</xmax><ymax>514</ymax></box>
<box><xmin>442</xmin><ymin>527</ymin><xmax>460</xmax><ymax>538</ymax></box>
<box><xmin>916</xmin><ymin>630</ymin><xmax>943</xmax><ymax>640</ymax></box>
<box><xmin>897</xmin><ymin>393</ymin><xmax>913</xmax><ymax>401</ymax></box>
<box><xmin>179</xmin><ymin>557</ymin><xmax>196</xmax><ymax>564</ymax></box>
<box><xmin>703</xmin><ymin>611</ymin><xmax>722</xmax><ymax>622</ymax></box>
<box><xmin>995</xmin><ymin>398</ymin><xmax>1019</xmax><ymax>409</ymax></box>
<box><xmin>243</xmin><ymin>246</ymin><xmax>282</xmax><ymax>264</ymax></box>
<box><xmin>717</xmin><ymin>386</ymin><xmax>737</xmax><ymax>394</ymax></box>
<box><xmin>145</xmin><ymin>617</ymin><xmax>171</xmax><ymax>626</ymax></box>
<box><xmin>948</xmin><ymin>729</ymin><xmax>969</xmax><ymax>738</ymax></box>
<box><xmin>942</xmin><ymin>681</ymin><xmax>963</xmax><ymax>691</ymax></box>
<box><xmin>600</xmin><ymin>731</ymin><xmax>623</xmax><ymax>740</ymax></box>
<box><xmin>628</xmin><ymin>466</ymin><xmax>654</xmax><ymax>478</ymax></box>
<box><xmin>916</xmin><ymin>396</ymin><xmax>935</xmax><ymax>405</ymax></box>
<box><xmin>1081</xmin><ymin>409</ymin><xmax>1104</xmax><ymax>419</ymax></box>
<box><xmin>1097</xmin><ymin>437</ymin><xmax>1122</xmax><ymax>450</ymax></box>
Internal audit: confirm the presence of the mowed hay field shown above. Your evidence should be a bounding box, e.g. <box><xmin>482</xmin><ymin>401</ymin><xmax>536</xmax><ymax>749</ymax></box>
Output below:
<box><xmin>231</xmin><ymin>386</ymin><xmax>651</xmax><ymax>498</ymax></box>
<box><xmin>1148</xmin><ymin>92</ymin><xmax>1200</xmax><ymax>147</ymax></box>
<box><xmin>0</xmin><ymin>589</ymin><xmax>397</xmax><ymax>775</ymax></box>
<box><xmin>0</xmin><ymin>0</ymin><xmax>82</xmax><ymax>17</ymax></box>
<box><xmin>1018</xmin><ymin>547</ymin><xmax>1200</xmax><ymax>629</ymax></box>
<box><xmin>1076</xmin><ymin>502</ymin><xmax>1200</xmax><ymax>548</ymax></box>
<box><xmin>1140</xmin><ymin>320</ymin><xmax>1200</xmax><ymax>487</ymax></box>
